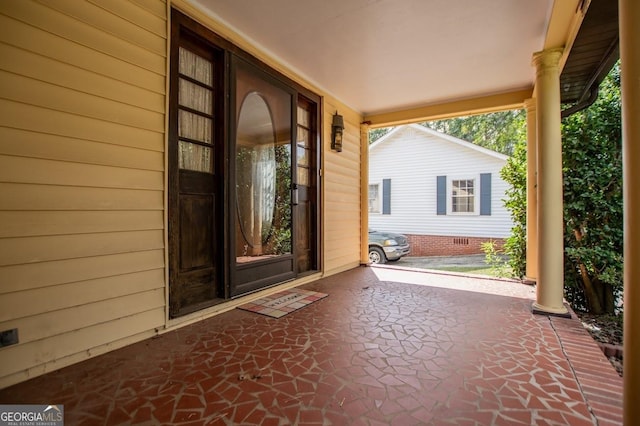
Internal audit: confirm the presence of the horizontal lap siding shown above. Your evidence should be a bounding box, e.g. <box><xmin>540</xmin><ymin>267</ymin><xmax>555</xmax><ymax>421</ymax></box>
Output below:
<box><xmin>369</xmin><ymin>126</ymin><xmax>513</xmax><ymax>238</ymax></box>
<box><xmin>0</xmin><ymin>0</ymin><xmax>167</xmax><ymax>388</ymax></box>
<box><xmin>0</xmin><ymin>211</ymin><xmax>164</xmax><ymax>238</ymax></box>
<box><xmin>0</xmin><ymin>250</ymin><xmax>166</xmax><ymax>294</ymax></box>
<box><xmin>322</xmin><ymin>100</ymin><xmax>362</xmax><ymax>274</ymax></box>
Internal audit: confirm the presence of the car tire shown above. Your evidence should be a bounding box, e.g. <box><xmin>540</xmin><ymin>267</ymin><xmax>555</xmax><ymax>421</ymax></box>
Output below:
<box><xmin>369</xmin><ymin>247</ymin><xmax>386</xmax><ymax>264</ymax></box>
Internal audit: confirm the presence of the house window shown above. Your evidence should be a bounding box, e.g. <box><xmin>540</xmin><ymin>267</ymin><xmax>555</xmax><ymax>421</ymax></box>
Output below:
<box><xmin>451</xmin><ymin>179</ymin><xmax>475</xmax><ymax>213</ymax></box>
<box><xmin>368</xmin><ymin>184</ymin><xmax>380</xmax><ymax>213</ymax></box>
<box><xmin>438</xmin><ymin>174</ymin><xmax>491</xmax><ymax>216</ymax></box>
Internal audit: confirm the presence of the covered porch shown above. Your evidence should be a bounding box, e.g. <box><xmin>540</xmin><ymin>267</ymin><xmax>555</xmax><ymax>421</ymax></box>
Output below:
<box><xmin>0</xmin><ymin>267</ymin><xmax>622</xmax><ymax>425</ymax></box>
<box><xmin>0</xmin><ymin>0</ymin><xmax>638</xmax><ymax>422</ymax></box>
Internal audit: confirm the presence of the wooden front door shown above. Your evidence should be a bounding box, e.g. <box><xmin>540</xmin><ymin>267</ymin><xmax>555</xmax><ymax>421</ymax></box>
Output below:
<box><xmin>230</xmin><ymin>57</ymin><xmax>297</xmax><ymax>296</ymax></box>
<box><xmin>168</xmin><ymin>23</ymin><xmax>224</xmax><ymax>317</ymax></box>
<box><xmin>168</xmin><ymin>10</ymin><xmax>322</xmax><ymax>309</ymax></box>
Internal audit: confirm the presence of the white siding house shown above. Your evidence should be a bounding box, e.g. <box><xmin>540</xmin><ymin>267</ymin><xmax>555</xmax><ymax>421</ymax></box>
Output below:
<box><xmin>368</xmin><ymin>124</ymin><xmax>513</xmax><ymax>256</ymax></box>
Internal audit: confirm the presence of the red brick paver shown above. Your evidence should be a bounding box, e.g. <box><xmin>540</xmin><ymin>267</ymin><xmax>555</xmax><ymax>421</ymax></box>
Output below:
<box><xmin>550</xmin><ymin>314</ymin><xmax>624</xmax><ymax>425</ymax></box>
<box><xmin>0</xmin><ymin>266</ymin><xmax>622</xmax><ymax>425</ymax></box>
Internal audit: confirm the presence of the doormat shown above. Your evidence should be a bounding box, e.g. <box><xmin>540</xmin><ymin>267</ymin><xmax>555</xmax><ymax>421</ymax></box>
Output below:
<box><xmin>237</xmin><ymin>288</ymin><xmax>328</xmax><ymax>318</ymax></box>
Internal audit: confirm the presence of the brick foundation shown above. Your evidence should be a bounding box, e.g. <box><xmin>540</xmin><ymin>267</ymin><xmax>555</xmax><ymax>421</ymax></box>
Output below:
<box><xmin>406</xmin><ymin>234</ymin><xmax>505</xmax><ymax>257</ymax></box>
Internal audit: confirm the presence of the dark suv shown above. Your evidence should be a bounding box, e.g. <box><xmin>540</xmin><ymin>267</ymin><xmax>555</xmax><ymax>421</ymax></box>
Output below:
<box><xmin>368</xmin><ymin>229</ymin><xmax>411</xmax><ymax>264</ymax></box>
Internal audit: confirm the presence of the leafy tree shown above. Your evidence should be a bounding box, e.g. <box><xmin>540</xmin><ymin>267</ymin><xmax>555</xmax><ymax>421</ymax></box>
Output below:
<box><xmin>424</xmin><ymin>110</ymin><xmax>526</xmax><ymax>156</ymax></box>
<box><xmin>270</xmin><ymin>145</ymin><xmax>292</xmax><ymax>254</ymax></box>
<box><xmin>369</xmin><ymin>127</ymin><xmax>392</xmax><ymax>144</ymax></box>
<box><xmin>500</xmin><ymin>63</ymin><xmax>623</xmax><ymax>314</ymax></box>
<box><xmin>368</xmin><ymin>109</ymin><xmax>526</xmax><ymax>152</ymax></box>
<box><xmin>500</xmin><ymin>141</ymin><xmax>527</xmax><ymax>278</ymax></box>
<box><xmin>562</xmin><ymin>63</ymin><xmax>622</xmax><ymax>314</ymax></box>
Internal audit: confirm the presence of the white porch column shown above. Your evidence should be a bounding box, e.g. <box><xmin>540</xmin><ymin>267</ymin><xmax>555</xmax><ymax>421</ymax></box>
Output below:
<box><xmin>525</xmin><ymin>98</ymin><xmax>538</xmax><ymax>283</ymax></box>
<box><xmin>620</xmin><ymin>0</ymin><xmax>640</xmax><ymax>419</ymax></box>
<box><xmin>531</xmin><ymin>48</ymin><xmax>569</xmax><ymax>316</ymax></box>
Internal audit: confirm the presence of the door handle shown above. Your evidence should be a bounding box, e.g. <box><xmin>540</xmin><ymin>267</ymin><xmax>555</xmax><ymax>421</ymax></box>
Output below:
<box><xmin>292</xmin><ymin>183</ymin><xmax>299</xmax><ymax>205</ymax></box>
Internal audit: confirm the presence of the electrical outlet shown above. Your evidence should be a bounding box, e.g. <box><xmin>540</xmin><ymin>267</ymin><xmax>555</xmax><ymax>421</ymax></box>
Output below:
<box><xmin>0</xmin><ymin>328</ymin><xmax>19</xmax><ymax>347</ymax></box>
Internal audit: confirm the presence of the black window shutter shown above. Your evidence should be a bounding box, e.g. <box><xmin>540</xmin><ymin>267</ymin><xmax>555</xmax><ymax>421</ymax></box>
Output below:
<box><xmin>480</xmin><ymin>173</ymin><xmax>491</xmax><ymax>215</ymax></box>
<box><xmin>437</xmin><ymin>175</ymin><xmax>446</xmax><ymax>215</ymax></box>
<box><xmin>382</xmin><ymin>179</ymin><xmax>391</xmax><ymax>214</ymax></box>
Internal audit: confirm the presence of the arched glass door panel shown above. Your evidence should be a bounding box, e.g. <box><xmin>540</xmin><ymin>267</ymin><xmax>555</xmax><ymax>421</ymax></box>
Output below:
<box><xmin>236</xmin><ymin>93</ymin><xmax>277</xmax><ymax>255</ymax></box>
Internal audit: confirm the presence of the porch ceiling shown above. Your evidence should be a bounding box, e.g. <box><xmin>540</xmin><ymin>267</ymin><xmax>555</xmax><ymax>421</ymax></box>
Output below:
<box><xmin>191</xmin><ymin>0</ymin><xmax>554</xmax><ymax>115</ymax></box>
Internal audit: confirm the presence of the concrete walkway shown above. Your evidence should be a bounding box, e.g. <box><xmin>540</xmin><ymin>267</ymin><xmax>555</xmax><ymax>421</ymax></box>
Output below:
<box><xmin>393</xmin><ymin>255</ymin><xmax>491</xmax><ymax>270</ymax></box>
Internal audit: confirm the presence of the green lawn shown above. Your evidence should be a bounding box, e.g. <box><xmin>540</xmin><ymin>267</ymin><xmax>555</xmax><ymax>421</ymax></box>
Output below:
<box><xmin>430</xmin><ymin>266</ymin><xmax>511</xmax><ymax>277</ymax></box>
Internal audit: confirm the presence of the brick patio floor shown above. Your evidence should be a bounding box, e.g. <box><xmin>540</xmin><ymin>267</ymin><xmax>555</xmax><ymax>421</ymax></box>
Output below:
<box><xmin>0</xmin><ymin>266</ymin><xmax>623</xmax><ymax>425</ymax></box>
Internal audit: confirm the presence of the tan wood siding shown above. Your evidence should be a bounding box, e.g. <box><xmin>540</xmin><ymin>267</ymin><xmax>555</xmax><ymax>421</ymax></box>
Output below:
<box><xmin>0</xmin><ymin>211</ymin><xmax>164</xmax><ymax>238</ymax></box>
<box><xmin>0</xmin><ymin>1</ymin><xmax>165</xmax><ymax>74</ymax></box>
<box><xmin>0</xmin><ymin>43</ymin><xmax>165</xmax><ymax>113</ymax></box>
<box><xmin>0</xmin><ymin>184</ymin><xmax>163</xmax><ymax>211</ymax></box>
<box><xmin>1</xmin><ymin>308</ymin><xmax>164</xmax><ymax>375</ymax></box>
<box><xmin>0</xmin><ymin>230</ymin><xmax>165</xmax><ymax>267</ymax></box>
<box><xmin>0</xmin><ymin>100</ymin><xmax>164</xmax><ymax>151</ymax></box>
<box><xmin>0</xmin><ymin>71</ymin><xmax>164</xmax><ymax>131</ymax></box>
<box><xmin>0</xmin><ymin>15</ymin><xmax>165</xmax><ymax>92</ymax></box>
<box><xmin>0</xmin><ymin>128</ymin><xmax>164</xmax><ymax>172</ymax></box>
<box><xmin>38</xmin><ymin>0</ymin><xmax>167</xmax><ymax>55</ymax></box>
<box><xmin>322</xmin><ymin>100</ymin><xmax>363</xmax><ymax>274</ymax></box>
<box><xmin>0</xmin><ymin>0</ymin><xmax>167</xmax><ymax>388</ymax></box>
<box><xmin>89</xmin><ymin>0</ymin><xmax>167</xmax><ymax>35</ymax></box>
<box><xmin>0</xmin><ymin>250</ymin><xmax>166</xmax><ymax>294</ymax></box>
<box><xmin>0</xmin><ymin>270</ymin><xmax>164</xmax><ymax>321</ymax></box>
<box><xmin>2</xmin><ymin>329</ymin><xmax>158</xmax><ymax>388</ymax></box>
<box><xmin>0</xmin><ymin>289</ymin><xmax>165</xmax><ymax>343</ymax></box>
<box><xmin>0</xmin><ymin>156</ymin><xmax>163</xmax><ymax>190</ymax></box>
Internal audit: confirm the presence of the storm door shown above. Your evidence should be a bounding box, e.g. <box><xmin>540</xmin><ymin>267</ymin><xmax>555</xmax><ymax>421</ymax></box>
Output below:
<box><xmin>168</xmin><ymin>22</ymin><xmax>224</xmax><ymax>317</ymax></box>
<box><xmin>231</xmin><ymin>57</ymin><xmax>296</xmax><ymax>296</ymax></box>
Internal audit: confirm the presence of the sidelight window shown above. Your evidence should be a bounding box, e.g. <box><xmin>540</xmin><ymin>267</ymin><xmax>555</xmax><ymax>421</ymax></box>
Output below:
<box><xmin>176</xmin><ymin>46</ymin><xmax>214</xmax><ymax>173</ymax></box>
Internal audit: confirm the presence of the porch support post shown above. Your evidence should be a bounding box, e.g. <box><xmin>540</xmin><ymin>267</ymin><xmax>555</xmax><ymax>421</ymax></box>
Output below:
<box><xmin>531</xmin><ymin>48</ymin><xmax>569</xmax><ymax>316</ymax></box>
<box><xmin>360</xmin><ymin>123</ymin><xmax>371</xmax><ymax>265</ymax></box>
<box><xmin>620</xmin><ymin>0</ymin><xmax>640</xmax><ymax>419</ymax></box>
<box><xmin>524</xmin><ymin>98</ymin><xmax>538</xmax><ymax>283</ymax></box>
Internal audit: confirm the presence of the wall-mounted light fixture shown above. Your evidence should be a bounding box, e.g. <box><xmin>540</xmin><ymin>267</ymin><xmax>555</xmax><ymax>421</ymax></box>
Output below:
<box><xmin>331</xmin><ymin>112</ymin><xmax>344</xmax><ymax>152</ymax></box>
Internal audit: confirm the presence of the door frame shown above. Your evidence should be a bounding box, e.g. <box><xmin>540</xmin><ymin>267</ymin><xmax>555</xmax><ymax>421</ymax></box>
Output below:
<box><xmin>167</xmin><ymin>12</ymin><xmax>229</xmax><ymax>317</ymax></box>
<box><xmin>168</xmin><ymin>9</ymin><xmax>323</xmax><ymax>311</ymax></box>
